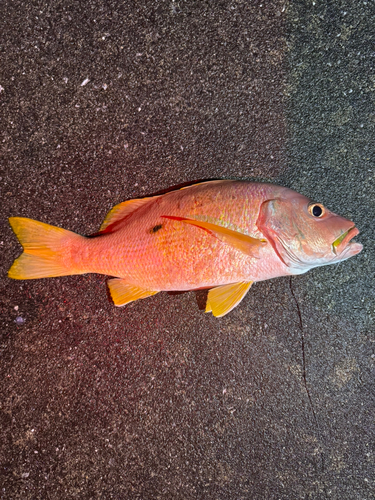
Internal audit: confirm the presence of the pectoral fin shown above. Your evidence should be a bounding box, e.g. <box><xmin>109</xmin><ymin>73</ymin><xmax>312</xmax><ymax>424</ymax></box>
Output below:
<box><xmin>205</xmin><ymin>281</ymin><xmax>253</xmax><ymax>317</ymax></box>
<box><xmin>162</xmin><ymin>216</ymin><xmax>266</xmax><ymax>258</ymax></box>
<box><xmin>107</xmin><ymin>279</ymin><xmax>159</xmax><ymax>306</ymax></box>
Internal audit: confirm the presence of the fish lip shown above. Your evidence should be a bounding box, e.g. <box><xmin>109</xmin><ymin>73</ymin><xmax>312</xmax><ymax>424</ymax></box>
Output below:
<box><xmin>332</xmin><ymin>226</ymin><xmax>360</xmax><ymax>255</ymax></box>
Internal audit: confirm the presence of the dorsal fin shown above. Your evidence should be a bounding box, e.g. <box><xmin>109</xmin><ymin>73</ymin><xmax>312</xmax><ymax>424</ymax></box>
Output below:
<box><xmin>100</xmin><ymin>196</ymin><xmax>157</xmax><ymax>233</ymax></box>
<box><xmin>100</xmin><ymin>182</ymin><xmax>230</xmax><ymax>233</ymax></box>
<box><xmin>179</xmin><ymin>180</ymin><xmax>232</xmax><ymax>191</ymax></box>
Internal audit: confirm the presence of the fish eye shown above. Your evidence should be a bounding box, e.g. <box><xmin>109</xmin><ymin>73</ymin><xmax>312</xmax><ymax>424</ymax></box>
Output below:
<box><xmin>308</xmin><ymin>203</ymin><xmax>325</xmax><ymax>218</ymax></box>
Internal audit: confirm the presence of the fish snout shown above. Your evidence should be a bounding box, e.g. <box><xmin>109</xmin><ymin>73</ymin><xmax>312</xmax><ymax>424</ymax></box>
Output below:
<box><xmin>332</xmin><ymin>225</ymin><xmax>362</xmax><ymax>257</ymax></box>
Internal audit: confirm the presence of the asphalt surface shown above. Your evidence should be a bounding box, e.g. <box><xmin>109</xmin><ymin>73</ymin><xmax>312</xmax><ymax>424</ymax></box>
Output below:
<box><xmin>1</xmin><ymin>1</ymin><xmax>374</xmax><ymax>499</ymax></box>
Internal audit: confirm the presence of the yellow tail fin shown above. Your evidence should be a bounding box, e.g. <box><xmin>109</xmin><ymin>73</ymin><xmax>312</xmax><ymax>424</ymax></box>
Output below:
<box><xmin>8</xmin><ymin>217</ymin><xmax>85</xmax><ymax>280</ymax></box>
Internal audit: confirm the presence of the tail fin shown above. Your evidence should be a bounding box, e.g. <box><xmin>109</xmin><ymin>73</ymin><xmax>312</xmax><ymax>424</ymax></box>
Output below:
<box><xmin>8</xmin><ymin>217</ymin><xmax>85</xmax><ymax>280</ymax></box>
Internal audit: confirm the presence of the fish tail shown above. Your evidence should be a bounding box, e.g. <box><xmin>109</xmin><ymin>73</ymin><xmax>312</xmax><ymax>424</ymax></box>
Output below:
<box><xmin>8</xmin><ymin>217</ymin><xmax>86</xmax><ymax>279</ymax></box>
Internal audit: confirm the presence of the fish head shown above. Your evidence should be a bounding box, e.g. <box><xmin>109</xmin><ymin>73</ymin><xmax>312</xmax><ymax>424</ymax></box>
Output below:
<box><xmin>257</xmin><ymin>191</ymin><xmax>362</xmax><ymax>272</ymax></box>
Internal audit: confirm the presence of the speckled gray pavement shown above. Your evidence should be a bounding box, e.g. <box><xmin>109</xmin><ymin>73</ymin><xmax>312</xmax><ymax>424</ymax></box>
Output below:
<box><xmin>1</xmin><ymin>1</ymin><xmax>374</xmax><ymax>499</ymax></box>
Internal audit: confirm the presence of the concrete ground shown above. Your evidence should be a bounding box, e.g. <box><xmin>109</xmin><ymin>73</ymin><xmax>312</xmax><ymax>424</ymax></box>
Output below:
<box><xmin>1</xmin><ymin>1</ymin><xmax>374</xmax><ymax>498</ymax></box>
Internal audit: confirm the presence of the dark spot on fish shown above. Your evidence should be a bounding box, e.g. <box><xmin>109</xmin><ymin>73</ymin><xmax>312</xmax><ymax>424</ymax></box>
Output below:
<box><xmin>150</xmin><ymin>224</ymin><xmax>163</xmax><ymax>234</ymax></box>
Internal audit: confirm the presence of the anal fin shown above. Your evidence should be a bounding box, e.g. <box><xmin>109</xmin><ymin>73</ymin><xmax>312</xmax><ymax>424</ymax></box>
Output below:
<box><xmin>205</xmin><ymin>281</ymin><xmax>253</xmax><ymax>317</ymax></box>
<box><xmin>107</xmin><ymin>278</ymin><xmax>159</xmax><ymax>307</ymax></box>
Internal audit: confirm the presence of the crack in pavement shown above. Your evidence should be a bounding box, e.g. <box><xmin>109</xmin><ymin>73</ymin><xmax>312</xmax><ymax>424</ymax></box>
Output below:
<box><xmin>289</xmin><ymin>277</ymin><xmax>329</xmax><ymax>498</ymax></box>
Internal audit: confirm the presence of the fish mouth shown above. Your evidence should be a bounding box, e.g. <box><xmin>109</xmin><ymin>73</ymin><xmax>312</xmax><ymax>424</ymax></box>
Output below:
<box><xmin>332</xmin><ymin>226</ymin><xmax>361</xmax><ymax>256</ymax></box>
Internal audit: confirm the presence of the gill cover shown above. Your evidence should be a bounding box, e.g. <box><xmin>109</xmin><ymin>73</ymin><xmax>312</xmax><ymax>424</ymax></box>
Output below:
<box><xmin>257</xmin><ymin>198</ymin><xmax>310</xmax><ymax>271</ymax></box>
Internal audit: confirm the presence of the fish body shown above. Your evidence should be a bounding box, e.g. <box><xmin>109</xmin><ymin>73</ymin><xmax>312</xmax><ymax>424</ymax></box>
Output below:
<box><xmin>8</xmin><ymin>180</ymin><xmax>362</xmax><ymax>317</ymax></box>
<box><xmin>79</xmin><ymin>181</ymin><xmax>290</xmax><ymax>288</ymax></box>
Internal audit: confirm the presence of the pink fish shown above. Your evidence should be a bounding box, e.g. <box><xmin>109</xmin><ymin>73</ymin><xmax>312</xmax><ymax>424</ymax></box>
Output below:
<box><xmin>8</xmin><ymin>181</ymin><xmax>362</xmax><ymax>317</ymax></box>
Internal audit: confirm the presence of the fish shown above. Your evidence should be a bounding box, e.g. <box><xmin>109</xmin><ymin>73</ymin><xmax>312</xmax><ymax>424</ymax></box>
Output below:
<box><xmin>7</xmin><ymin>180</ymin><xmax>362</xmax><ymax>317</ymax></box>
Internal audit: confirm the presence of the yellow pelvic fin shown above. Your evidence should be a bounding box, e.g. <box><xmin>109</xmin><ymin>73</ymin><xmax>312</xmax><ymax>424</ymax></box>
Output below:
<box><xmin>100</xmin><ymin>196</ymin><xmax>158</xmax><ymax>232</ymax></box>
<box><xmin>172</xmin><ymin>217</ymin><xmax>266</xmax><ymax>259</ymax></box>
<box><xmin>8</xmin><ymin>217</ymin><xmax>84</xmax><ymax>280</ymax></box>
<box><xmin>205</xmin><ymin>281</ymin><xmax>253</xmax><ymax>317</ymax></box>
<box><xmin>107</xmin><ymin>278</ymin><xmax>159</xmax><ymax>307</ymax></box>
